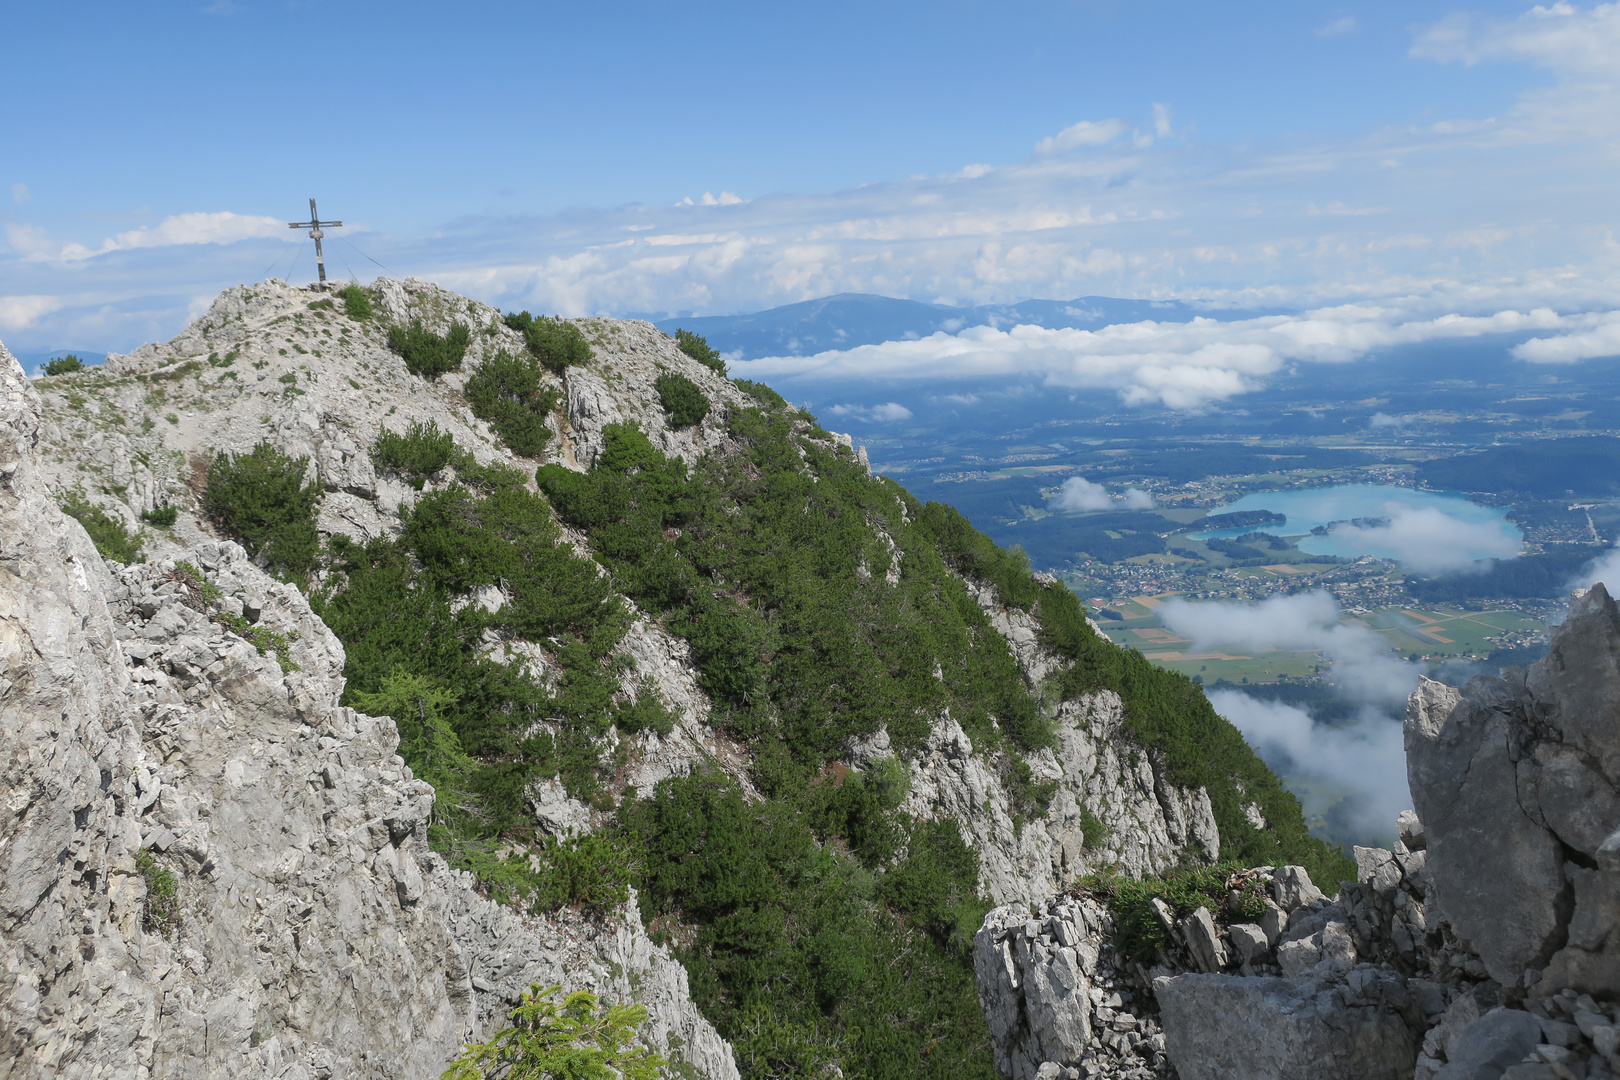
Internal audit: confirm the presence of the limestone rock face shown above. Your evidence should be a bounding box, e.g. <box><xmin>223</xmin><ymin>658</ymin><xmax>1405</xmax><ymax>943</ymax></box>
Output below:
<box><xmin>0</xmin><ymin>346</ymin><xmax>737</xmax><ymax>1080</ymax></box>
<box><xmin>1406</xmin><ymin>585</ymin><xmax>1620</xmax><ymax>996</ymax></box>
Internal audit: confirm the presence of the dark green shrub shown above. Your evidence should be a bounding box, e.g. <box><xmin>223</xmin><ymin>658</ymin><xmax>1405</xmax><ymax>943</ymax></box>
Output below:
<box><xmin>140</xmin><ymin>505</ymin><xmax>178</xmax><ymax>528</ymax></box>
<box><xmin>372</xmin><ymin>419</ymin><xmax>456</xmax><ymax>485</ymax></box>
<box><xmin>530</xmin><ymin>830</ymin><xmax>637</xmax><ymax>912</ymax></box>
<box><xmin>44</xmin><ymin>355</ymin><xmax>85</xmax><ymax>376</ymax></box>
<box><xmin>387</xmin><ymin>320</ymin><xmax>469</xmax><ymax>379</ymax></box>
<box><xmin>675</xmin><ymin>328</ymin><xmax>727</xmax><ymax>376</ymax></box>
<box><xmin>655</xmin><ymin>371</ymin><xmax>710</xmax><ymax>428</ymax></box>
<box><xmin>612</xmin><ymin>681</ymin><xmax>677</xmax><ymax>736</ymax></box>
<box><xmin>502</xmin><ymin>311</ymin><xmax>592</xmax><ymax>375</ymax></box>
<box><xmin>734</xmin><ymin>378</ymin><xmax>788</xmax><ymax>410</ymax></box>
<box><xmin>336</xmin><ymin>283</ymin><xmax>375</xmax><ymax>321</ymax></box>
<box><xmin>202</xmin><ymin>442</ymin><xmax>323</xmax><ymax>580</ymax></box>
<box><xmin>61</xmin><ymin>496</ymin><xmax>143</xmax><ymax>564</ymax></box>
<box><xmin>465</xmin><ymin>351</ymin><xmax>561</xmax><ymax>457</ymax></box>
<box><xmin>625</xmin><ymin>770</ymin><xmax>1000</xmax><ymax>1079</ymax></box>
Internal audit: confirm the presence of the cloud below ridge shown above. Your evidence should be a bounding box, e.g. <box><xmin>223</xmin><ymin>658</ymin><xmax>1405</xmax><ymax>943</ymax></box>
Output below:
<box><xmin>1328</xmin><ymin>504</ymin><xmax>1523</xmax><ymax>574</ymax></box>
<box><xmin>1162</xmin><ymin>590</ymin><xmax>1420</xmax><ymax>844</ymax></box>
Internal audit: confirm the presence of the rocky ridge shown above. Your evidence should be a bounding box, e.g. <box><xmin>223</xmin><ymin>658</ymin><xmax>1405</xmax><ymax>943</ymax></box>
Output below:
<box><xmin>29</xmin><ymin>277</ymin><xmax>1227</xmax><ymax>904</ymax></box>
<box><xmin>7</xmin><ymin>277</ymin><xmax>1259</xmax><ymax>1075</ymax></box>
<box><xmin>973</xmin><ymin>584</ymin><xmax>1620</xmax><ymax>1080</ymax></box>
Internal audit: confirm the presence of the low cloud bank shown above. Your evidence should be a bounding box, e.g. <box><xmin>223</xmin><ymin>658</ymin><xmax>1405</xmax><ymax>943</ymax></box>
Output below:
<box><xmin>1161</xmin><ymin>591</ymin><xmax>1418</xmax><ymax>845</ymax></box>
<box><xmin>1160</xmin><ymin>591</ymin><xmax>1413</xmax><ymax>709</ymax></box>
<box><xmin>733</xmin><ymin>306</ymin><xmax>1570</xmax><ymax>411</ymax></box>
<box><xmin>1328</xmin><ymin>504</ymin><xmax>1522</xmax><ymax>574</ymax></box>
<box><xmin>1048</xmin><ymin>476</ymin><xmax>1154</xmax><ymax>512</ymax></box>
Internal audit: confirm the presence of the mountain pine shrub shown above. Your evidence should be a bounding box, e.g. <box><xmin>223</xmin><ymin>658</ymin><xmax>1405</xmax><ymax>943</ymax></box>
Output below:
<box><xmin>502</xmin><ymin>311</ymin><xmax>592</xmax><ymax>375</ymax></box>
<box><xmin>372</xmin><ymin>419</ymin><xmax>456</xmax><ymax>486</ymax></box>
<box><xmin>464</xmin><ymin>351</ymin><xmax>561</xmax><ymax>457</ymax></box>
<box><xmin>202</xmin><ymin>442</ymin><xmax>322</xmax><ymax>581</ymax></box>
<box><xmin>140</xmin><ymin>505</ymin><xmax>178</xmax><ymax>527</ymax></box>
<box><xmin>675</xmin><ymin>328</ymin><xmax>727</xmax><ymax>376</ymax></box>
<box><xmin>654</xmin><ymin>371</ymin><xmax>710</xmax><ymax>428</ymax></box>
<box><xmin>733</xmin><ymin>378</ymin><xmax>787</xmax><ymax>409</ymax></box>
<box><xmin>44</xmin><ymin>355</ymin><xmax>85</xmax><ymax>376</ymax></box>
<box><xmin>387</xmin><ymin>320</ymin><xmax>469</xmax><ymax>379</ymax></box>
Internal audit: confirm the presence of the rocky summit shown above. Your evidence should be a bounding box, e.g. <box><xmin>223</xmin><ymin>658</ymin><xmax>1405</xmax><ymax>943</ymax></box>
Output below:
<box><xmin>2</xmin><ymin>276</ymin><xmax>1612</xmax><ymax>1080</ymax></box>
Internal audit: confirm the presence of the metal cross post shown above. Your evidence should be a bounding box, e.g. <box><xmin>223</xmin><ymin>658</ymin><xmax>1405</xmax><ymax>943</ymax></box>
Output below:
<box><xmin>286</xmin><ymin>198</ymin><xmax>343</xmax><ymax>284</ymax></box>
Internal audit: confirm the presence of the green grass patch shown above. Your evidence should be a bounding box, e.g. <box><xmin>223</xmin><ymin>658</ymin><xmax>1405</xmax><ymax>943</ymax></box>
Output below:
<box><xmin>1081</xmin><ymin>863</ymin><xmax>1270</xmax><ymax>964</ymax></box>
<box><xmin>135</xmin><ymin>849</ymin><xmax>180</xmax><ymax>937</ymax></box>
<box><xmin>336</xmin><ymin>283</ymin><xmax>375</xmax><ymax>321</ymax></box>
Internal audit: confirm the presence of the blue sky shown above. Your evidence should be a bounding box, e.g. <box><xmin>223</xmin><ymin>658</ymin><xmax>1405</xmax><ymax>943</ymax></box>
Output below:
<box><xmin>5</xmin><ymin>0</ymin><xmax>1618</xmax><ymax>371</ymax></box>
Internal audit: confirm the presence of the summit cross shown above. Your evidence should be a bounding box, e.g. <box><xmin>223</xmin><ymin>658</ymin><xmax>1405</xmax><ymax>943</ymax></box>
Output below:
<box><xmin>287</xmin><ymin>197</ymin><xmax>343</xmax><ymax>284</ymax></box>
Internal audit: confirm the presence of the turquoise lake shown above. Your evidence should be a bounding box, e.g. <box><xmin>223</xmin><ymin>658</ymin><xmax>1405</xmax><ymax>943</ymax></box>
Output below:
<box><xmin>1189</xmin><ymin>484</ymin><xmax>1523</xmax><ymax>563</ymax></box>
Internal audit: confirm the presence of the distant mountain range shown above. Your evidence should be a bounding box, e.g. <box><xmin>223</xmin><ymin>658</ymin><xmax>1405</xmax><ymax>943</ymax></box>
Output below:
<box><xmin>649</xmin><ymin>293</ymin><xmax>1288</xmax><ymax>361</ymax></box>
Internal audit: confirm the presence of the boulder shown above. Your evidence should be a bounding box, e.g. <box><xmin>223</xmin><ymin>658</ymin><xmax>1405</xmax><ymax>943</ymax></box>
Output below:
<box><xmin>1155</xmin><ymin>971</ymin><xmax>1419</xmax><ymax>1080</ymax></box>
<box><xmin>1433</xmin><ymin>1008</ymin><xmax>1544</xmax><ymax>1080</ymax></box>
<box><xmin>1272</xmin><ymin>865</ymin><xmax>1327</xmax><ymax>912</ymax></box>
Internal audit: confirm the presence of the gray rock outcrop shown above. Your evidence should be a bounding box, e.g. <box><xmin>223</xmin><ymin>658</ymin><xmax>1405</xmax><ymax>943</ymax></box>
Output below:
<box><xmin>1407</xmin><ymin>584</ymin><xmax>1620</xmax><ymax>997</ymax></box>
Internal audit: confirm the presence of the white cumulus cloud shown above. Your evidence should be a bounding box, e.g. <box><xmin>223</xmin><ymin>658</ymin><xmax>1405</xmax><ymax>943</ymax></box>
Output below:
<box><xmin>1316</xmin><ymin>16</ymin><xmax>1358</xmax><ymax>38</ymax></box>
<box><xmin>1160</xmin><ymin>591</ymin><xmax>1414</xmax><ymax>709</ymax></box>
<box><xmin>1034</xmin><ymin>119</ymin><xmax>1125</xmax><ymax>155</ymax></box>
<box><xmin>1209</xmin><ymin>690</ymin><xmax>1409</xmax><ymax>844</ymax></box>
<box><xmin>0</xmin><ymin>294</ymin><xmax>63</xmax><ymax>331</ymax></box>
<box><xmin>1513</xmin><ymin>310</ymin><xmax>1620</xmax><ymax>362</ymax></box>
<box><xmin>15</xmin><ymin>211</ymin><xmax>285</xmax><ymax>263</ymax></box>
<box><xmin>1569</xmin><ymin>543</ymin><xmax>1620</xmax><ymax>593</ymax></box>
<box><xmin>1048</xmin><ymin>476</ymin><xmax>1155</xmax><ymax>512</ymax></box>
